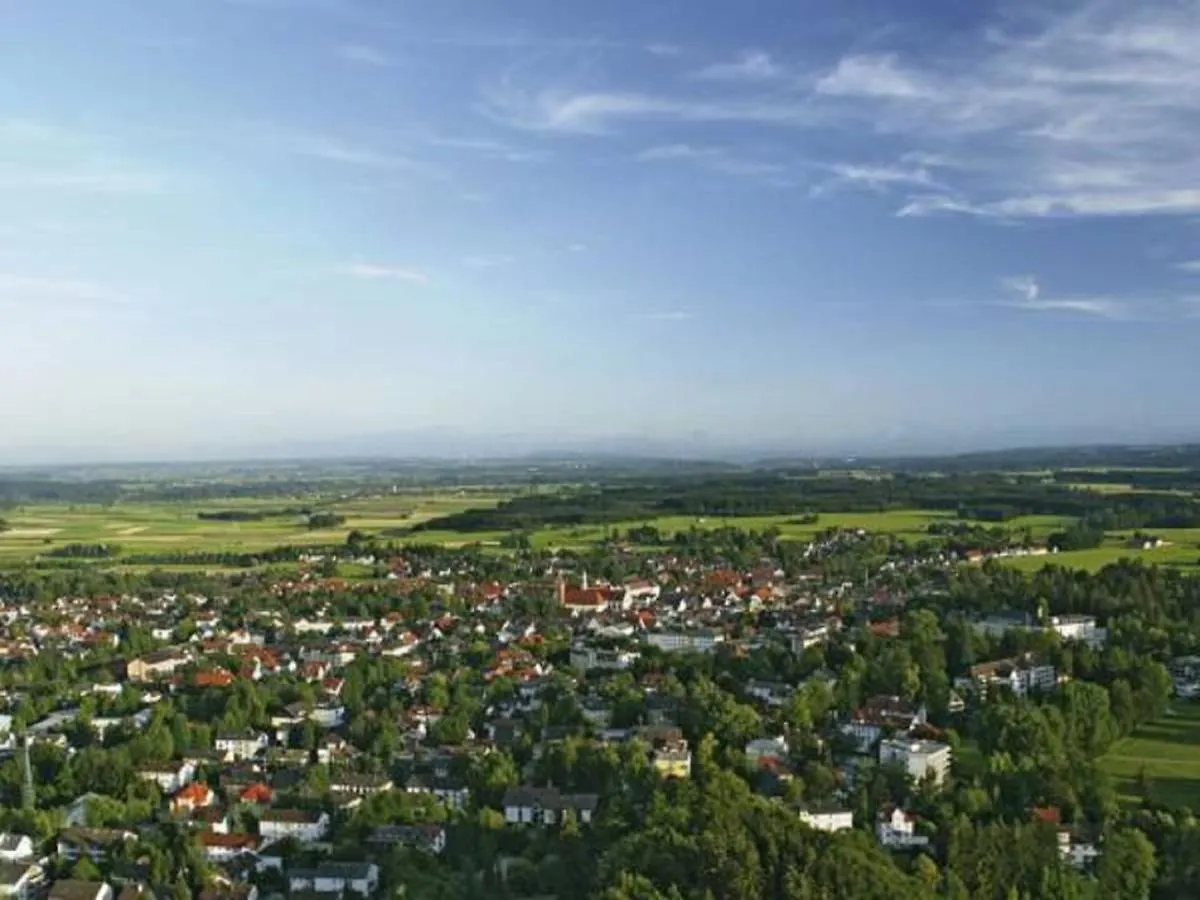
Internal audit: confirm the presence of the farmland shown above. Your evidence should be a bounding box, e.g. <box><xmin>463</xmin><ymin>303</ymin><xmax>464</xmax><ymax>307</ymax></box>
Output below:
<box><xmin>0</xmin><ymin>491</ymin><xmax>511</xmax><ymax>563</ymax></box>
<box><xmin>1101</xmin><ymin>702</ymin><xmax>1200</xmax><ymax>809</ymax></box>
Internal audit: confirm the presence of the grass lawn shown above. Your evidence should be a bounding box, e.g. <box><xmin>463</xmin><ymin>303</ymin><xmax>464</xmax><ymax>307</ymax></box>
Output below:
<box><xmin>1101</xmin><ymin>702</ymin><xmax>1200</xmax><ymax>808</ymax></box>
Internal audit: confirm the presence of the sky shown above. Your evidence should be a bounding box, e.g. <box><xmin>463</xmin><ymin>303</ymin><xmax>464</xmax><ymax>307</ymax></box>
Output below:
<box><xmin>2</xmin><ymin>0</ymin><xmax>1200</xmax><ymax>462</ymax></box>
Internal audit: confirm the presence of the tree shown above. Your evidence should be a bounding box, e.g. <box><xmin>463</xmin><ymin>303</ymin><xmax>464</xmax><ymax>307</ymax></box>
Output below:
<box><xmin>1096</xmin><ymin>827</ymin><xmax>1156</xmax><ymax>900</ymax></box>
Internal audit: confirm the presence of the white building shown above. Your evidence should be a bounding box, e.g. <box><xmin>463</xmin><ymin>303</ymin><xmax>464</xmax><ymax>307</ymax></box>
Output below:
<box><xmin>1049</xmin><ymin>615</ymin><xmax>1107</xmax><ymax>649</ymax></box>
<box><xmin>0</xmin><ymin>834</ymin><xmax>35</xmax><ymax>862</ymax></box>
<box><xmin>876</xmin><ymin>808</ymin><xmax>929</xmax><ymax>849</ymax></box>
<box><xmin>644</xmin><ymin>630</ymin><xmax>725</xmax><ymax>654</ymax></box>
<box><xmin>1058</xmin><ymin>830</ymin><xmax>1101</xmax><ymax>870</ymax></box>
<box><xmin>502</xmin><ymin>787</ymin><xmax>598</xmax><ymax>826</ymax></box>
<box><xmin>288</xmin><ymin>862</ymin><xmax>379</xmax><ymax>897</ymax></box>
<box><xmin>215</xmin><ymin>731</ymin><xmax>270</xmax><ymax>761</ymax></box>
<box><xmin>879</xmin><ymin>739</ymin><xmax>952</xmax><ymax>786</ymax></box>
<box><xmin>965</xmin><ymin>657</ymin><xmax>1057</xmax><ymax>697</ymax></box>
<box><xmin>799</xmin><ymin>808</ymin><xmax>854</xmax><ymax>833</ymax></box>
<box><xmin>569</xmin><ymin>645</ymin><xmax>640</xmax><ymax>674</ymax></box>
<box><xmin>841</xmin><ymin>696</ymin><xmax>926</xmax><ymax>753</ymax></box>
<box><xmin>257</xmin><ymin>810</ymin><xmax>330</xmax><ymax>843</ymax></box>
<box><xmin>136</xmin><ymin>761</ymin><xmax>195</xmax><ymax>794</ymax></box>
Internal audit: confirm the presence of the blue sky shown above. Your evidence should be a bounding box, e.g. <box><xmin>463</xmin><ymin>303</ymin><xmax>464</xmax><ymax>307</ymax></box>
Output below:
<box><xmin>2</xmin><ymin>0</ymin><xmax>1199</xmax><ymax>461</ymax></box>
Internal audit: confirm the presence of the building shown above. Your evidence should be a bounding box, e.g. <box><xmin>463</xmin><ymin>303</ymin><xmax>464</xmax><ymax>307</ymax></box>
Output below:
<box><xmin>328</xmin><ymin>773</ymin><xmax>394</xmax><ymax>796</ymax></box>
<box><xmin>197</xmin><ymin>832</ymin><xmax>259</xmax><ymax>862</ymax></box>
<box><xmin>125</xmin><ymin>648</ymin><xmax>190</xmax><ymax>682</ymax></box>
<box><xmin>502</xmin><ymin>787</ymin><xmax>599</xmax><ymax>826</ymax></box>
<box><xmin>1057</xmin><ymin>829</ymin><xmax>1101</xmax><ymax>870</ymax></box>
<box><xmin>651</xmin><ymin>740</ymin><xmax>692</xmax><ymax>779</ymax></box>
<box><xmin>136</xmin><ymin>761</ymin><xmax>196</xmax><ymax>794</ymax></box>
<box><xmin>965</xmin><ymin>656</ymin><xmax>1057</xmax><ymax>697</ymax></box>
<box><xmin>842</xmin><ymin>696</ymin><xmax>926</xmax><ymax>753</ymax></box>
<box><xmin>877</xmin><ymin>808</ymin><xmax>929</xmax><ymax>849</ymax></box>
<box><xmin>879</xmin><ymin>739</ymin><xmax>952</xmax><ymax>786</ymax></box>
<box><xmin>0</xmin><ymin>835</ymin><xmax>34</xmax><ymax>863</ymax></box>
<box><xmin>644</xmin><ymin>630</ymin><xmax>725</xmax><ymax>654</ymax></box>
<box><xmin>744</xmin><ymin>736</ymin><xmax>789</xmax><ymax>769</ymax></box>
<box><xmin>257</xmin><ymin>809</ymin><xmax>330</xmax><ymax>843</ymax></box>
<box><xmin>798</xmin><ymin>808</ymin><xmax>854</xmax><ymax>833</ymax></box>
<box><xmin>368</xmin><ymin>825</ymin><xmax>447</xmax><ymax>855</ymax></box>
<box><xmin>55</xmin><ymin>829</ymin><xmax>135</xmax><ymax>863</ymax></box>
<box><xmin>288</xmin><ymin>862</ymin><xmax>379</xmax><ymax>897</ymax></box>
<box><xmin>1049</xmin><ymin>615</ymin><xmax>1107</xmax><ymax>649</ymax></box>
<box><xmin>570</xmin><ymin>644</ymin><xmax>640</xmax><ymax>674</ymax></box>
<box><xmin>215</xmin><ymin>730</ymin><xmax>269</xmax><ymax>761</ymax></box>
<box><xmin>0</xmin><ymin>862</ymin><xmax>44</xmax><ymax>900</ymax></box>
<box><xmin>171</xmin><ymin>782</ymin><xmax>215</xmax><ymax>813</ymax></box>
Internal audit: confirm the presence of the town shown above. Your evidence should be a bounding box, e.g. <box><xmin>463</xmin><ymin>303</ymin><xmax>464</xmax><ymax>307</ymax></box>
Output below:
<box><xmin>1</xmin><ymin>456</ymin><xmax>1198</xmax><ymax>899</ymax></box>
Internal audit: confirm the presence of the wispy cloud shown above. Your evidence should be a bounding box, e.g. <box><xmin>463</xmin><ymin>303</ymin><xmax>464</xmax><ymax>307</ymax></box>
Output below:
<box><xmin>636</xmin><ymin>144</ymin><xmax>786</xmax><ymax>179</ymax></box>
<box><xmin>342</xmin><ymin>263</ymin><xmax>430</xmax><ymax>284</ymax></box>
<box><xmin>0</xmin><ymin>169</ymin><xmax>168</xmax><ymax>194</ymax></box>
<box><xmin>337</xmin><ymin>44</ymin><xmax>392</xmax><ymax>67</ymax></box>
<box><xmin>813</xmin><ymin>162</ymin><xmax>937</xmax><ymax>196</ymax></box>
<box><xmin>999</xmin><ymin>276</ymin><xmax>1129</xmax><ymax>320</ymax></box>
<box><xmin>487</xmin><ymin>0</ymin><xmax>1200</xmax><ymax>219</ymax></box>
<box><xmin>1177</xmin><ymin>260</ymin><xmax>1200</xmax><ymax>273</ymax></box>
<box><xmin>693</xmin><ymin>51</ymin><xmax>784</xmax><ymax>82</ymax></box>
<box><xmin>288</xmin><ymin>135</ymin><xmax>421</xmax><ymax>170</ymax></box>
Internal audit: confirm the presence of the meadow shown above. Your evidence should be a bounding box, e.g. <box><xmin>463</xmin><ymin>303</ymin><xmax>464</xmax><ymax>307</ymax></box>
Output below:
<box><xmin>1101</xmin><ymin>701</ymin><xmax>1200</xmax><ymax>808</ymax></box>
<box><xmin>1003</xmin><ymin>528</ymin><xmax>1200</xmax><ymax>574</ymax></box>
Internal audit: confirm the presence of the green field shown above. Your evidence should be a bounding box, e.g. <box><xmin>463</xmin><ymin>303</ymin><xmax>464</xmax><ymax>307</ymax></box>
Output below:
<box><xmin>1101</xmin><ymin>702</ymin><xmax>1200</xmax><ymax>808</ymax></box>
<box><xmin>1003</xmin><ymin>529</ymin><xmax>1200</xmax><ymax>574</ymax></box>
<box><xmin>0</xmin><ymin>491</ymin><xmax>510</xmax><ymax>563</ymax></box>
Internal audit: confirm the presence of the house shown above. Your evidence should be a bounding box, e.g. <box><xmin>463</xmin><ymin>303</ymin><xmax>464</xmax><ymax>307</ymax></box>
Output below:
<box><xmin>745</xmin><ymin>736</ymin><xmax>789</xmax><ymax>769</ymax></box>
<box><xmin>877</xmin><ymin>808</ymin><xmax>929</xmax><ymax>849</ymax></box>
<box><xmin>367</xmin><ymin>825</ymin><xmax>447</xmax><ymax>855</ymax></box>
<box><xmin>964</xmin><ymin>656</ymin><xmax>1056</xmax><ymax>698</ymax></box>
<box><xmin>47</xmin><ymin>881</ymin><xmax>113</xmax><ymax>900</ymax></box>
<box><xmin>404</xmin><ymin>775</ymin><xmax>469</xmax><ymax>811</ymax></box>
<box><xmin>842</xmin><ymin>696</ymin><xmax>926</xmax><ymax>752</ymax></box>
<box><xmin>56</xmin><ymin>829</ymin><xmax>135</xmax><ymax>862</ymax></box>
<box><xmin>1049</xmin><ymin>615</ymin><xmax>1107</xmax><ymax>649</ymax></box>
<box><xmin>197</xmin><ymin>832</ymin><xmax>259</xmax><ymax>862</ymax></box>
<box><xmin>126</xmin><ymin>648</ymin><xmax>190</xmax><ymax>682</ymax></box>
<box><xmin>1057</xmin><ymin>829</ymin><xmax>1101</xmax><ymax>870</ymax></box>
<box><xmin>64</xmin><ymin>794</ymin><xmax>105</xmax><ymax>828</ymax></box>
<box><xmin>137</xmin><ymin>761</ymin><xmax>195</xmax><ymax>794</ymax></box>
<box><xmin>288</xmin><ymin>862</ymin><xmax>379</xmax><ymax>897</ymax></box>
<box><xmin>171</xmin><ymin>781</ymin><xmax>215</xmax><ymax>813</ymax></box>
<box><xmin>798</xmin><ymin>807</ymin><xmax>854</xmax><ymax>833</ymax></box>
<box><xmin>745</xmin><ymin>681</ymin><xmax>795</xmax><ymax>708</ymax></box>
<box><xmin>257</xmin><ymin>809</ymin><xmax>330</xmax><ymax>843</ymax></box>
<box><xmin>502</xmin><ymin>787</ymin><xmax>599</xmax><ymax>826</ymax></box>
<box><xmin>215</xmin><ymin>730</ymin><xmax>269</xmax><ymax>762</ymax></box>
<box><xmin>879</xmin><ymin>739</ymin><xmax>952</xmax><ymax>786</ymax></box>
<box><xmin>651</xmin><ymin>740</ymin><xmax>692</xmax><ymax>779</ymax></box>
<box><xmin>237</xmin><ymin>782</ymin><xmax>274</xmax><ymax>808</ymax></box>
<box><xmin>0</xmin><ymin>834</ymin><xmax>34</xmax><ymax>862</ymax></box>
<box><xmin>644</xmin><ymin>630</ymin><xmax>724</xmax><ymax>654</ymax></box>
<box><xmin>328</xmin><ymin>773</ymin><xmax>394</xmax><ymax>796</ymax></box>
<box><xmin>0</xmin><ymin>861</ymin><xmax>44</xmax><ymax>900</ymax></box>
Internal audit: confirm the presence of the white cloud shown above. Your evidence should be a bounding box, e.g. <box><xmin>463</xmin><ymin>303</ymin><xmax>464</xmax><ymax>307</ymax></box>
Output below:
<box><xmin>814</xmin><ymin>54</ymin><xmax>931</xmax><ymax>99</ymax></box>
<box><xmin>636</xmin><ymin>143</ymin><xmax>785</xmax><ymax>178</ymax></box>
<box><xmin>999</xmin><ymin>276</ymin><xmax>1128</xmax><ymax>319</ymax></box>
<box><xmin>337</xmin><ymin>44</ymin><xmax>391</xmax><ymax>66</ymax></box>
<box><xmin>0</xmin><ymin>170</ymin><xmax>168</xmax><ymax>193</ymax></box>
<box><xmin>1176</xmin><ymin>260</ymin><xmax>1200</xmax><ymax>273</ymax></box>
<box><xmin>694</xmin><ymin>51</ymin><xmax>784</xmax><ymax>82</ymax></box>
<box><xmin>816</xmin><ymin>162</ymin><xmax>936</xmax><ymax>195</ymax></box>
<box><xmin>342</xmin><ymin>263</ymin><xmax>430</xmax><ymax>284</ymax></box>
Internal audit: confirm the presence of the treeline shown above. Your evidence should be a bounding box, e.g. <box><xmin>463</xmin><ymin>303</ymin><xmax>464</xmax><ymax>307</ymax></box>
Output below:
<box><xmin>44</xmin><ymin>543</ymin><xmax>121</xmax><ymax>559</ymax></box>
<box><xmin>413</xmin><ymin>472</ymin><xmax>1200</xmax><ymax>534</ymax></box>
<box><xmin>196</xmin><ymin>507</ymin><xmax>312</xmax><ymax>522</ymax></box>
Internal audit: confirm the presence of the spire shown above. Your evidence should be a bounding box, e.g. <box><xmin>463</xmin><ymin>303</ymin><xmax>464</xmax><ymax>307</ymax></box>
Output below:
<box><xmin>21</xmin><ymin>733</ymin><xmax>34</xmax><ymax>811</ymax></box>
<box><xmin>582</xmin><ymin>571</ymin><xmax>589</xmax><ymax>591</ymax></box>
